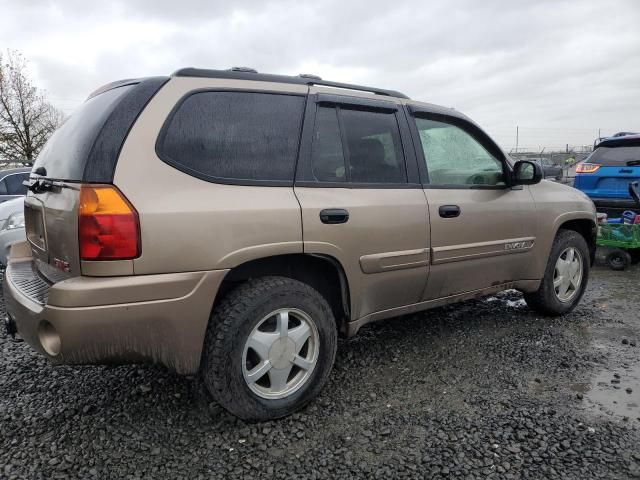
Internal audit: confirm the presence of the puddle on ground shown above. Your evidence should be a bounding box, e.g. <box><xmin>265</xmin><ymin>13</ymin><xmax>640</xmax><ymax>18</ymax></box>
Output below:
<box><xmin>573</xmin><ymin>366</ymin><xmax>640</xmax><ymax>419</ymax></box>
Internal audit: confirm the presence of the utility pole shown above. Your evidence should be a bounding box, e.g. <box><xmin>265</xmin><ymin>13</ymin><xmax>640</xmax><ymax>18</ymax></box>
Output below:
<box><xmin>515</xmin><ymin>126</ymin><xmax>519</xmax><ymax>154</ymax></box>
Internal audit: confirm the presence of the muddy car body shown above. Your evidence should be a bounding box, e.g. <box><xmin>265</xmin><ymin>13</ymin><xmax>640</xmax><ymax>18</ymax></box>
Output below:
<box><xmin>4</xmin><ymin>68</ymin><xmax>597</xmax><ymax>420</ymax></box>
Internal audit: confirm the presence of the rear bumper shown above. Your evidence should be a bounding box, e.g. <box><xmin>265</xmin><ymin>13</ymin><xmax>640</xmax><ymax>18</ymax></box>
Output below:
<box><xmin>3</xmin><ymin>251</ymin><xmax>228</xmax><ymax>374</ymax></box>
<box><xmin>591</xmin><ymin>197</ymin><xmax>639</xmax><ymax>217</ymax></box>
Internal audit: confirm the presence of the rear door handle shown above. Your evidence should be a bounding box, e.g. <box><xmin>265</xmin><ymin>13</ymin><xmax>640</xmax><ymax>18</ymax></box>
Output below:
<box><xmin>320</xmin><ymin>208</ymin><xmax>349</xmax><ymax>224</ymax></box>
<box><xmin>439</xmin><ymin>205</ymin><xmax>461</xmax><ymax>218</ymax></box>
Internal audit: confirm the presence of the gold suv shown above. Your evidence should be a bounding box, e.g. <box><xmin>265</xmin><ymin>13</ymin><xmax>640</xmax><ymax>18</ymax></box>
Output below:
<box><xmin>4</xmin><ymin>68</ymin><xmax>597</xmax><ymax>421</ymax></box>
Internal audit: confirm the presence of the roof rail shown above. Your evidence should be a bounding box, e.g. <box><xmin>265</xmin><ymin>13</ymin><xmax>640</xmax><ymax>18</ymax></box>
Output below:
<box><xmin>171</xmin><ymin>67</ymin><xmax>409</xmax><ymax>99</ymax></box>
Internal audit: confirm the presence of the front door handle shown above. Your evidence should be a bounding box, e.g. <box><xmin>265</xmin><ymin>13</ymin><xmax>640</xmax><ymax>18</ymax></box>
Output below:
<box><xmin>320</xmin><ymin>208</ymin><xmax>349</xmax><ymax>224</ymax></box>
<box><xmin>439</xmin><ymin>205</ymin><xmax>461</xmax><ymax>218</ymax></box>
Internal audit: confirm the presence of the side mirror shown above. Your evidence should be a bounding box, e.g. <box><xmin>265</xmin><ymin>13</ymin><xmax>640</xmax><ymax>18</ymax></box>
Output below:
<box><xmin>513</xmin><ymin>160</ymin><xmax>543</xmax><ymax>186</ymax></box>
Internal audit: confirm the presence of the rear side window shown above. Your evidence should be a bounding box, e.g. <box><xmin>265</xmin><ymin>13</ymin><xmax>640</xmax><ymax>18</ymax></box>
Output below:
<box><xmin>157</xmin><ymin>92</ymin><xmax>305</xmax><ymax>184</ymax></box>
<box><xmin>589</xmin><ymin>146</ymin><xmax>640</xmax><ymax>167</ymax></box>
<box><xmin>310</xmin><ymin>105</ymin><xmax>407</xmax><ymax>184</ymax></box>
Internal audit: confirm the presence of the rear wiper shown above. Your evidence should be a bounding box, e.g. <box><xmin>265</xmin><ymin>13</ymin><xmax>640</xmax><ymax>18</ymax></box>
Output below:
<box><xmin>23</xmin><ymin>178</ymin><xmax>65</xmax><ymax>193</ymax></box>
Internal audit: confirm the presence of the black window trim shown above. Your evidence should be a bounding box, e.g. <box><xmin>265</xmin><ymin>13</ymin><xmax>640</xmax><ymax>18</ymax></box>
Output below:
<box><xmin>155</xmin><ymin>88</ymin><xmax>308</xmax><ymax>187</ymax></box>
<box><xmin>295</xmin><ymin>95</ymin><xmax>422</xmax><ymax>189</ymax></box>
<box><xmin>406</xmin><ymin>106</ymin><xmax>513</xmax><ymax>190</ymax></box>
<box><xmin>84</xmin><ymin>76</ymin><xmax>169</xmax><ymax>183</ymax></box>
<box><xmin>315</xmin><ymin>93</ymin><xmax>399</xmax><ymax>113</ymax></box>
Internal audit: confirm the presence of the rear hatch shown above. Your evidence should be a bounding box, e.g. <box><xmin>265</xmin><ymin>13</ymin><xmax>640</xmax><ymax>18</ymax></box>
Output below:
<box><xmin>24</xmin><ymin>79</ymin><xmax>164</xmax><ymax>281</ymax></box>
<box><xmin>575</xmin><ymin>141</ymin><xmax>640</xmax><ymax>199</ymax></box>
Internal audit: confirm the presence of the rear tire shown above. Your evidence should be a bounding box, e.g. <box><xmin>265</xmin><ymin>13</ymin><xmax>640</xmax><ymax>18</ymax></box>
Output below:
<box><xmin>201</xmin><ymin>276</ymin><xmax>337</xmax><ymax>422</ymax></box>
<box><xmin>605</xmin><ymin>249</ymin><xmax>631</xmax><ymax>271</ymax></box>
<box><xmin>524</xmin><ymin>229</ymin><xmax>589</xmax><ymax>316</ymax></box>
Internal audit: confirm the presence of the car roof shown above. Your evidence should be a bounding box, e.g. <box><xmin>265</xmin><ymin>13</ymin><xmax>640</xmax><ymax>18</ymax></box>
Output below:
<box><xmin>172</xmin><ymin>67</ymin><xmax>410</xmax><ymax>99</ymax></box>
<box><xmin>597</xmin><ymin>134</ymin><xmax>640</xmax><ymax>148</ymax></box>
<box><xmin>175</xmin><ymin>68</ymin><xmax>471</xmax><ymax>122</ymax></box>
<box><xmin>94</xmin><ymin>68</ymin><xmax>469</xmax><ymax>123</ymax></box>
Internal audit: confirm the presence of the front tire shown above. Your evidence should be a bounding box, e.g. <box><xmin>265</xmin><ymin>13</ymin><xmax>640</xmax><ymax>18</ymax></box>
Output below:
<box><xmin>524</xmin><ymin>229</ymin><xmax>590</xmax><ymax>316</ymax></box>
<box><xmin>201</xmin><ymin>276</ymin><xmax>337</xmax><ymax>421</ymax></box>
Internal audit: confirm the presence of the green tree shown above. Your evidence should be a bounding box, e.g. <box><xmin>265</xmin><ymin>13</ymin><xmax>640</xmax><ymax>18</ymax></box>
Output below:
<box><xmin>0</xmin><ymin>50</ymin><xmax>64</xmax><ymax>166</ymax></box>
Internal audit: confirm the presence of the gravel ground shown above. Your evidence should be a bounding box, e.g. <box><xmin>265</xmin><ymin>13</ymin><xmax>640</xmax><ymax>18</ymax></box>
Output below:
<box><xmin>1</xmin><ymin>263</ymin><xmax>639</xmax><ymax>479</ymax></box>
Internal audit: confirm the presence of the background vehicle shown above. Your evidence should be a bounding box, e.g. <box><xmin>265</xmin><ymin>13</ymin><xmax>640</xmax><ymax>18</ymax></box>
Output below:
<box><xmin>0</xmin><ymin>168</ymin><xmax>30</xmax><ymax>204</ymax></box>
<box><xmin>0</xmin><ymin>197</ymin><xmax>25</xmax><ymax>266</ymax></box>
<box><xmin>535</xmin><ymin>157</ymin><xmax>563</xmax><ymax>181</ymax></box>
<box><xmin>4</xmin><ymin>68</ymin><xmax>597</xmax><ymax>421</ymax></box>
<box><xmin>575</xmin><ymin>134</ymin><xmax>640</xmax><ymax>216</ymax></box>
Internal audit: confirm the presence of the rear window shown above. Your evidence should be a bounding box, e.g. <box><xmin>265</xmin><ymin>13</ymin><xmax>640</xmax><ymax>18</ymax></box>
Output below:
<box><xmin>589</xmin><ymin>145</ymin><xmax>640</xmax><ymax>167</ymax></box>
<box><xmin>157</xmin><ymin>91</ymin><xmax>305</xmax><ymax>184</ymax></box>
<box><xmin>32</xmin><ymin>85</ymin><xmax>134</xmax><ymax>181</ymax></box>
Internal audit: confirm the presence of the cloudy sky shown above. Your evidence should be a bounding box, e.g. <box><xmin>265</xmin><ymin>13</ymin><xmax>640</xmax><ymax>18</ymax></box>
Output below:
<box><xmin>1</xmin><ymin>0</ymin><xmax>638</xmax><ymax>152</ymax></box>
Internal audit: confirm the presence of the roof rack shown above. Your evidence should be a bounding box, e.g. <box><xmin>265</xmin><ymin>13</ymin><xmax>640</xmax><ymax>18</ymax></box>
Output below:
<box><xmin>171</xmin><ymin>67</ymin><xmax>409</xmax><ymax>99</ymax></box>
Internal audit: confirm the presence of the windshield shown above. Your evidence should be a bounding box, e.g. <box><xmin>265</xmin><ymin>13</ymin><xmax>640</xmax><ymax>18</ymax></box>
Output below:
<box><xmin>32</xmin><ymin>85</ymin><xmax>134</xmax><ymax>181</ymax></box>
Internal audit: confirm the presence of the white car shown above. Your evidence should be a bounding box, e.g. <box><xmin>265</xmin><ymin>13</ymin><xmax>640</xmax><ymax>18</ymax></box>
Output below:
<box><xmin>0</xmin><ymin>197</ymin><xmax>25</xmax><ymax>266</ymax></box>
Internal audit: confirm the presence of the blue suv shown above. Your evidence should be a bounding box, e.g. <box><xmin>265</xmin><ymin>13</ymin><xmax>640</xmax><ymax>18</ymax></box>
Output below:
<box><xmin>575</xmin><ymin>133</ymin><xmax>640</xmax><ymax>216</ymax></box>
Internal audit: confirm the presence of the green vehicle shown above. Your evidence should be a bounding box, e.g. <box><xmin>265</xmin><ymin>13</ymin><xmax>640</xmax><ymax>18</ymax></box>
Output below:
<box><xmin>597</xmin><ymin>182</ymin><xmax>640</xmax><ymax>270</ymax></box>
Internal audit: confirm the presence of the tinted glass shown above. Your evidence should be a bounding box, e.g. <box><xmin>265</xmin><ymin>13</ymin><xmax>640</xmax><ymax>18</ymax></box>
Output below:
<box><xmin>340</xmin><ymin>108</ymin><xmax>406</xmax><ymax>184</ymax></box>
<box><xmin>33</xmin><ymin>85</ymin><xmax>133</xmax><ymax>180</ymax></box>
<box><xmin>4</xmin><ymin>173</ymin><xmax>28</xmax><ymax>195</ymax></box>
<box><xmin>158</xmin><ymin>92</ymin><xmax>305</xmax><ymax>183</ymax></box>
<box><xmin>311</xmin><ymin>107</ymin><xmax>346</xmax><ymax>182</ymax></box>
<box><xmin>590</xmin><ymin>146</ymin><xmax>640</xmax><ymax>167</ymax></box>
<box><xmin>0</xmin><ymin>180</ymin><xmax>6</xmax><ymax>195</ymax></box>
<box><xmin>415</xmin><ymin>118</ymin><xmax>505</xmax><ymax>186</ymax></box>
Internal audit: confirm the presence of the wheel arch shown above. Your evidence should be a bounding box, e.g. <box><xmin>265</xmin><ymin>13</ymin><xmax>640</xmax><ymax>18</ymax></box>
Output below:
<box><xmin>556</xmin><ymin>217</ymin><xmax>597</xmax><ymax>265</ymax></box>
<box><xmin>213</xmin><ymin>253</ymin><xmax>351</xmax><ymax>336</ymax></box>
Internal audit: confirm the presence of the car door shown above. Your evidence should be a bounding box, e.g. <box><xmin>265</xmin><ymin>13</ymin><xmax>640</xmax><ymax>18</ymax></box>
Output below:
<box><xmin>406</xmin><ymin>107</ymin><xmax>538</xmax><ymax>300</ymax></box>
<box><xmin>294</xmin><ymin>91</ymin><xmax>430</xmax><ymax>321</ymax></box>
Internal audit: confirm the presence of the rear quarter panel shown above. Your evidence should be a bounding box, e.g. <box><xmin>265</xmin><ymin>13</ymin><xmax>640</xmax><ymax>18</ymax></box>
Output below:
<box><xmin>113</xmin><ymin>77</ymin><xmax>308</xmax><ymax>274</ymax></box>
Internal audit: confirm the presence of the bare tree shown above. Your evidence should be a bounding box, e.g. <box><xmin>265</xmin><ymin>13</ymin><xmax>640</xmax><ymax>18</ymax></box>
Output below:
<box><xmin>0</xmin><ymin>50</ymin><xmax>64</xmax><ymax>166</ymax></box>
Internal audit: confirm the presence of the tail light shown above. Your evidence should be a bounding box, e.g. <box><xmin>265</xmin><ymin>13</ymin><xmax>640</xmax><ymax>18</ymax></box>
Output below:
<box><xmin>78</xmin><ymin>185</ymin><xmax>140</xmax><ymax>260</ymax></box>
<box><xmin>576</xmin><ymin>163</ymin><xmax>601</xmax><ymax>173</ymax></box>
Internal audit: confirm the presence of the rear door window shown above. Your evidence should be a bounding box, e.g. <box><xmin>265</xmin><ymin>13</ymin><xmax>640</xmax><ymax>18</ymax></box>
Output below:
<box><xmin>157</xmin><ymin>91</ymin><xmax>305</xmax><ymax>184</ymax></box>
<box><xmin>309</xmin><ymin>105</ymin><xmax>407</xmax><ymax>185</ymax></box>
<box><xmin>341</xmin><ymin>108</ymin><xmax>406</xmax><ymax>184</ymax></box>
